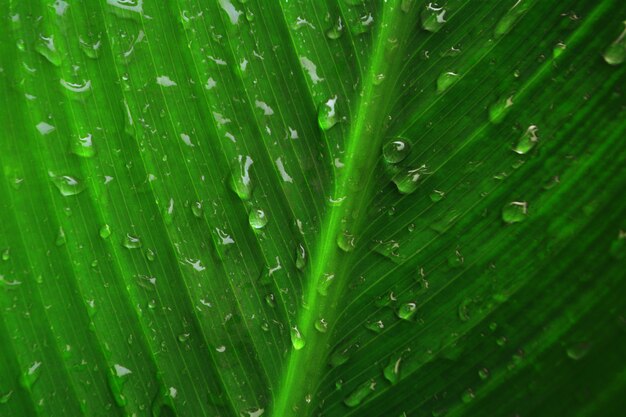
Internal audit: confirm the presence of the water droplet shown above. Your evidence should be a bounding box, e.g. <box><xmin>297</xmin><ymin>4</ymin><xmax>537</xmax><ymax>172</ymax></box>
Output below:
<box><xmin>352</xmin><ymin>13</ymin><xmax>374</xmax><ymax>35</ymax></box>
<box><xmin>461</xmin><ymin>388</ymin><xmax>475</xmax><ymax>403</ymax></box>
<box><xmin>122</xmin><ymin>233</ymin><xmax>142</xmax><ymax>249</ymax></box>
<box><xmin>344</xmin><ymin>380</ymin><xmax>376</xmax><ymax>407</ymax></box>
<box><xmin>382</xmin><ymin>139</ymin><xmax>411</xmax><ymax>164</ymax></box>
<box><xmin>365</xmin><ymin>320</ymin><xmax>385</xmax><ymax>333</ymax></box>
<box><xmin>392</xmin><ymin>165</ymin><xmax>428</xmax><ymax>194</ymax></box>
<box><xmin>317</xmin><ymin>273</ymin><xmax>335</xmax><ymax>296</ymax></box>
<box><xmin>55</xmin><ymin>227</ymin><xmax>66</xmax><ymax>246</ymax></box>
<box><xmin>489</xmin><ymin>96</ymin><xmax>514</xmax><ymax>124</ymax></box>
<box><xmin>326</xmin><ymin>17</ymin><xmax>344</xmax><ymax>39</ymax></box>
<box><xmin>79</xmin><ymin>33</ymin><xmax>102</xmax><ymax>59</ymax></box>
<box><xmin>502</xmin><ymin>201</ymin><xmax>528</xmax><ymax>224</ymax></box>
<box><xmin>295</xmin><ymin>243</ymin><xmax>307</xmax><ymax>270</ymax></box>
<box><xmin>265</xmin><ymin>293</ymin><xmax>275</xmax><ymax>308</ymax></box>
<box><xmin>249</xmin><ymin>209</ymin><xmax>268</xmax><ymax>229</ymax></box>
<box><xmin>429</xmin><ymin>190</ymin><xmax>445</xmax><ymax>202</ymax></box>
<box><xmin>603</xmin><ymin>22</ymin><xmax>626</xmax><ymax>65</ymax></box>
<box><xmin>315</xmin><ymin>318</ymin><xmax>328</xmax><ymax>333</ymax></box>
<box><xmin>397</xmin><ymin>302</ymin><xmax>417</xmax><ymax>320</ymax></box>
<box><xmin>99</xmin><ymin>224</ymin><xmax>111</xmax><ymax>239</ymax></box>
<box><xmin>337</xmin><ymin>230</ymin><xmax>356</xmax><ymax>252</ymax></box>
<box><xmin>35</xmin><ymin>35</ymin><xmax>61</xmax><ymax>66</ymax></box>
<box><xmin>229</xmin><ymin>155</ymin><xmax>254</xmax><ymax>200</ymax></box>
<box><xmin>2</xmin><ymin>248</ymin><xmax>10</xmax><ymax>261</ymax></box>
<box><xmin>513</xmin><ymin>125</ymin><xmax>538</xmax><ymax>154</ymax></box>
<box><xmin>383</xmin><ymin>356</ymin><xmax>402</xmax><ymax>385</ymax></box>
<box><xmin>71</xmin><ymin>133</ymin><xmax>95</xmax><ymax>158</ymax></box>
<box><xmin>51</xmin><ymin>175</ymin><xmax>86</xmax><ymax>196</ymax></box>
<box><xmin>191</xmin><ymin>201</ymin><xmax>203</xmax><ymax>218</ymax></box>
<box><xmin>290</xmin><ymin>326</ymin><xmax>305</xmax><ymax>350</ymax></box>
<box><xmin>145</xmin><ymin>248</ymin><xmax>156</xmax><ymax>261</ymax></box>
<box><xmin>478</xmin><ymin>368</ymin><xmax>490</xmax><ymax>380</ymax></box>
<box><xmin>494</xmin><ymin>0</ymin><xmax>531</xmax><ymax>38</ymax></box>
<box><xmin>20</xmin><ymin>361</ymin><xmax>42</xmax><ymax>389</ymax></box>
<box><xmin>436</xmin><ymin>71</ymin><xmax>459</xmax><ymax>93</ymax></box>
<box><xmin>177</xmin><ymin>333</ymin><xmax>190</xmax><ymax>343</ymax></box>
<box><xmin>553</xmin><ymin>42</ymin><xmax>567</xmax><ymax>59</ymax></box>
<box><xmin>0</xmin><ymin>391</ymin><xmax>13</xmax><ymax>404</ymax></box>
<box><xmin>318</xmin><ymin>96</ymin><xmax>338</xmax><ymax>130</ymax></box>
<box><xmin>566</xmin><ymin>342</ymin><xmax>591</xmax><ymax>360</ymax></box>
<box><xmin>421</xmin><ymin>3</ymin><xmax>447</xmax><ymax>33</ymax></box>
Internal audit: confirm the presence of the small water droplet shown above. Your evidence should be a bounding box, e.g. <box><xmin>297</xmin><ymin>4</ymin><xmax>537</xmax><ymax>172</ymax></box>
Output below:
<box><xmin>122</xmin><ymin>233</ymin><xmax>142</xmax><ymax>249</ymax></box>
<box><xmin>249</xmin><ymin>209</ymin><xmax>268</xmax><ymax>229</ymax></box>
<box><xmin>229</xmin><ymin>155</ymin><xmax>254</xmax><ymax>200</ymax></box>
<box><xmin>461</xmin><ymin>388</ymin><xmax>475</xmax><ymax>403</ymax></box>
<box><xmin>502</xmin><ymin>201</ymin><xmax>528</xmax><ymax>224</ymax></box>
<box><xmin>382</xmin><ymin>139</ymin><xmax>411</xmax><ymax>164</ymax></box>
<box><xmin>2</xmin><ymin>248</ymin><xmax>10</xmax><ymax>261</ymax></box>
<box><xmin>566</xmin><ymin>342</ymin><xmax>591</xmax><ymax>360</ymax></box>
<box><xmin>365</xmin><ymin>320</ymin><xmax>385</xmax><ymax>333</ymax></box>
<box><xmin>191</xmin><ymin>201</ymin><xmax>203</xmax><ymax>218</ymax></box>
<box><xmin>513</xmin><ymin>125</ymin><xmax>538</xmax><ymax>154</ymax></box>
<box><xmin>177</xmin><ymin>333</ymin><xmax>190</xmax><ymax>343</ymax></box>
<box><xmin>326</xmin><ymin>17</ymin><xmax>344</xmax><ymax>39</ymax></box>
<box><xmin>315</xmin><ymin>318</ymin><xmax>328</xmax><ymax>333</ymax></box>
<box><xmin>51</xmin><ymin>174</ymin><xmax>86</xmax><ymax>196</ymax></box>
<box><xmin>318</xmin><ymin>96</ymin><xmax>338</xmax><ymax>130</ymax></box>
<box><xmin>494</xmin><ymin>0</ymin><xmax>530</xmax><ymax>38</ymax></box>
<box><xmin>489</xmin><ymin>96</ymin><xmax>514</xmax><ymax>124</ymax></box>
<box><xmin>99</xmin><ymin>224</ymin><xmax>111</xmax><ymax>239</ymax></box>
<box><xmin>290</xmin><ymin>326</ymin><xmax>305</xmax><ymax>350</ymax></box>
<box><xmin>71</xmin><ymin>133</ymin><xmax>95</xmax><ymax>158</ymax></box>
<box><xmin>20</xmin><ymin>361</ymin><xmax>42</xmax><ymax>389</ymax></box>
<box><xmin>0</xmin><ymin>390</ymin><xmax>13</xmax><ymax>404</ymax></box>
<box><xmin>396</xmin><ymin>302</ymin><xmax>417</xmax><ymax>320</ymax></box>
<box><xmin>604</xmin><ymin>22</ymin><xmax>626</xmax><ymax>65</ymax></box>
<box><xmin>55</xmin><ymin>227</ymin><xmax>66</xmax><ymax>246</ymax></box>
<box><xmin>429</xmin><ymin>190</ymin><xmax>445</xmax><ymax>202</ymax></box>
<box><xmin>337</xmin><ymin>230</ymin><xmax>356</xmax><ymax>252</ymax></box>
<box><xmin>145</xmin><ymin>248</ymin><xmax>156</xmax><ymax>261</ymax></box>
<box><xmin>295</xmin><ymin>243</ymin><xmax>307</xmax><ymax>270</ymax></box>
<box><xmin>421</xmin><ymin>3</ymin><xmax>447</xmax><ymax>33</ymax></box>
<box><xmin>352</xmin><ymin>13</ymin><xmax>374</xmax><ymax>35</ymax></box>
<box><xmin>317</xmin><ymin>273</ymin><xmax>335</xmax><ymax>296</ymax></box>
<box><xmin>436</xmin><ymin>71</ymin><xmax>459</xmax><ymax>93</ymax></box>
<box><xmin>265</xmin><ymin>293</ymin><xmax>275</xmax><ymax>308</ymax></box>
<box><xmin>478</xmin><ymin>368</ymin><xmax>490</xmax><ymax>380</ymax></box>
<box><xmin>383</xmin><ymin>356</ymin><xmax>402</xmax><ymax>385</ymax></box>
<box><xmin>392</xmin><ymin>165</ymin><xmax>428</xmax><ymax>194</ymax></box>
<box><xmin>344</xmin><ymin>380</ymin><xmax>376</xmax><ymax>407</ymax></box>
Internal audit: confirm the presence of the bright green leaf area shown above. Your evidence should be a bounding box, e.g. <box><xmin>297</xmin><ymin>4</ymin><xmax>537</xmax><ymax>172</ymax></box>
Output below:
<box><xmin>1</xmin><ymin>0</ymin><xmax>626</xmax><ymax>416</ymax></box>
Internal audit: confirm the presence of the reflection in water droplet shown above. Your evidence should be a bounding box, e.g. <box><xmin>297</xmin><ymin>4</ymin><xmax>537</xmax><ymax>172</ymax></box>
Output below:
<box><xmin>502</xmin><ymin>201</ymin><xmax>528</xmax><ymax>224</ymax></box>
<box><xmin>382</xmin><ymin>139</ymin><xmax>411</xmax><ymax>164</ymax></box>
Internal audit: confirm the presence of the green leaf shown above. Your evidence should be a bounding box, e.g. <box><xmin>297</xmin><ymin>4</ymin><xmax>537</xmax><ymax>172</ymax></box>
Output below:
<box><xmin>1</xmin><ymin>1</ymin><xmax>626</xmax><ymax>416</ymax></box>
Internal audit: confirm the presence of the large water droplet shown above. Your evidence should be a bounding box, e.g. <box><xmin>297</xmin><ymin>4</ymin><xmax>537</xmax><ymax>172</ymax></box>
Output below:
<box><xmin>315</xmin><ymin>318</ymin><xmax>328</xmax><ymax>333</ymax></box>
<box><xmin>502</xmin><ymin>201</ymin><xmax>528</xmax><ymax>224</ymax></box>
<box><xmin>35</xmin><ymin>35</ymin><xmax>61</xmax><ymax>66</ymax></box>
<box><xmin>318</xmin><ymin>96</ymin><xmax>338</xmax><ymax>130</ymax></box>
<box><xmin>19</xmin><ymin>361</ymin><xmax>42</xmax><ymax>389</ymax></box>
<box><xmin>249</xmin><ymin>209</ymin><xmax>268</xmax><ymax>229</ymax></box>
<box><xmin>603</xmin><ymin>22</ymin><xmax>626</xmax><ymax>65</ymax></box>
<box><xmin>290</xmin><ymin>326</ymin><xmax>305</xmax><ymax>350</ymax></box>
<box><xmin>489</xmin><ymin>95</ymin><xmax>514</xmax><ymax>124</ymax></box>
<box><xmin>396</xmin><ymin>302</ymin><xmax>417</xmax><ymax>320</ymax></box>
<box><xmin>71</xmin><ymin>133</ymin><xmax>95</xmax><ymax>158</ymax></box>
<box><xmin>326</xmin><ymin>17</ymin><xmax>344</xmax><ymax>39</ymax></box>
<box><xmin>382</xmin><ymin>139</ymin><xmax>411</xmax><ymax>164</ymax></box>
<box><xmin>337</xmin><ymin>230</ymin><xmax>356</xmax><ymax>252</ymax></box>
<box><xmin>317</xmin><ymin>273</ymin><xmax>335</xmax><ymax>296</ymax></box>
<box><xmin>352</xmin><ymin>13</ymin><xmax>374</xmax><ymax>35</ymax></box>
<box><xmin>51</xmin><ymin>175</ymin><xmax>86</xmax><ymax>196</ymax></box>
<box><xmin>513</xmin><ymin>125</ymin><xmax>538</xmax><ymax>154</ymax></box>
<box><xmin>383</xmin><ymin>355</ymin><xmax>402</xmax><ymax>385</ymax></box>
<box><xmin>421</xmin><ymin>3</ymin><xmax>447</xmax><ymax>33</ymax></box>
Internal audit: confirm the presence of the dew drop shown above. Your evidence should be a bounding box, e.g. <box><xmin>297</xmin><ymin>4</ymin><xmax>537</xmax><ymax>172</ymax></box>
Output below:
<box><xmin>494</xmin><ymin>0</ymin><xmax>530</xmax><ymax>38</ymax></box>
<box><xmin>51</xmin><ymin>175</ymin><xmax>86</xmax><ymax>196</ymax></box>
<box><xmin>35</xmin><ymin>35</ymin><xmax>61</xmax><ymax>66</ymax></box>
<box><xmin>229</xmin><ymin>155</ymin><xmax>254</xmax><ymax>200</ymax></box>
<box><xmin>352</xmin><ymin>13</ymin><xmax>374</xmax><ymax>35</ymax></box>
<box><xmin>344</xmin><ymin>380</ymin><xmax>376</xmax><ymax>407</ymax></box>
<box><xmin>318</xmin><ymin>96</ymin><xmax>338</xmax><ymax>130</ymax></box>
<box><xmin>478</xmin><ymin>368</ymin><xmax>490</xmax><ymax>380</ymax></box>
<box><xmin>315</xmin><ymin>318</ymin><xmax>328</xmax><ymax>333</ymax></box>
<box><xmin>337</xmin><ymin>230</ymin><xmax>356</xmax><ymax>252</ymax></box>
<box><xmin>20</xmin><ymin>361</ymin><xmax>42</xmax><ymax>389</ymax></box>
<box><xmin>502</xmin><ymin>201</ymin><xmax>528</xmax><ymax>224</ymax></box>
<box><xmin>265</xmin><ymin>293</ymin><xmax>275</xmax><ymax>308</ymax></box>
<box><xmin>177</xmin><ymin>333</ymin><xmax>190</xmax><ymax>343</ymax></box>
<box><xmin>603</xmin><ymin>22</ymin><xmax>626</xmax><ymax>65</ymax></box>
<box><xmin>0</xmin><ymin>391</ymin><xmax>12</xmax><ymax>404</ymax></box>
<box><xmin>436</xmin><ymin>71</ymin><xmax>459</xmax><ymax>93</ymax></box>
<box><xmin>513</xmin><ymin>125</ymin><xmax>538</xmax><ymax>154</ymax></box>
<box><xmin>55</xmin><ymin>227</ymin><xmax>66</xmax><ymax>246</ymax></box>
<box><xmin>71</xmin><ymin>133</ymin><xmax>95</xmax><ymax>158</ymax></box>
<box><xmin>295</xmin><ymin>243</ymin><xmax>307</xmax><ymax>270</ymax></box>
<box><xmin>317</xmin><ymin>273</ymin><xmax>335</xmax><ymax>296</ymax></box>
<box><xmin>392</xmin><ymin>165</ymin><xmax>428</xmax><ymax>194</ymax></box>
<box><xmin>145</xmin><ymin>248</ymin><xmax>156</xmax><ymax>261</ymax></box>
<box><xmin>396</xmin><ymin>302</ymin><xmax>417</xmax><ymax>320</ymax></box>
<box><xmin>566</xmin><ymin>342</ymin><xmax>591</xmax><ymax>360</ymax></box>
<box><xmin>249</xmin><ymin>209</ymin><xmax>268</xmax><ymax>229</ymax></box>
<box><xmin>1</xmin><ymin>248</ymin><xmax>9</xmax><ymax>261</ymax></box>
<box><xmin>326</xmin><ymin>17</ymin><xmax>344</xmax><ymax>39</ymax></box>
<box><xmin>421</xmin><ymin>3</ymin><xmax>447</xmax><ymax>33</ymax></box>
<box><xmin>365</xmin><ymin>320</ymin><xmax>385</xmax><ymax>333</ymax></box>
<box><xmin>429</xmin><ymin>190</ymin><xmax>445</xmax><ymax>202</ymax></box>
<box><xmin>382</xmin><ymin>139</ymin><xmax>411</xmax><ymax>164</ymax></box>
<box><xmin>122</xmin><ymin>233</ymin><xmax>142</xmax><ymax>249</ymax></box>
<box><xmin>290</xmin><ymin>326</ymin><xmax>305</xmax><ymax>350</ymax></box>
<box><xmin>383</xmin><ymin>356</ymin><xmax>402</xmax><ymax>385</ymax></box>
<box><xmin>489</xmin><ymin>95</ymin><xmax>514</xmax><ymax>124</ymax></box>
<box><xmin>191</xmin><ymin>201</ymin><xmax>203</xmax><ymax>218</ymax></box>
